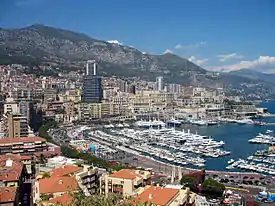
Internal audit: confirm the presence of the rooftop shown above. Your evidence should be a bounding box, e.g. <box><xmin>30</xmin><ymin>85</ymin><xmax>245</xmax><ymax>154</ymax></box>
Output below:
<box><xmin>39</xmin><ymin>176</ymin><xmax>79</xmax><ymax>194</ymax></box>
<box><xmin>48</xmin><ymin>165</ymin><xmax>82</xmax><ymax>177</ymax></box>
<box><xmin>133</xmin><ymin>186</ymin><xmax>179</xmax><ymax>206</ymax></box>
<box><xmin>110</xmin><ymin>169</ymin><xmax>142</xmax><ymax>180</ymax></box>
<box><xmin>0</xmin><ymin>154</ymin><xmax>31</xmax><ymax>161</ymax></box>
<box><xmin>48</xmin><ymin>193</ymin><xmax>74</xmax><ymax>205</ymax></box>
<box><xmin>0</xmin><ymin>187</ymin><xmax>16</xmax><ymax>203</ymax></box>
<box><xmin>0</xmin><ymin>158</ymin><xmax>23</xmax><ymax>182</ymax></box>
<box><xmin>0</xmin><ymin>137</ymin><xmax>45</xmax><ymax>145</ymax></box>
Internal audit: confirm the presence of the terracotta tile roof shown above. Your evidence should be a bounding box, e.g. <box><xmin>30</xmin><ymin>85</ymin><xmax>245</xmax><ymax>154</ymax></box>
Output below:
<box><xmin>110</xmin><ymin>169</ymin><xmax>142</xmax><ymax>180</ymax></box>
<box><xmin>48</xmin><ymin>165</ymin><xmax>82</xmax><ymax>177</ymax></box>
<box><xmin>0</xmin><ymin>154</ymin><xmax>31</xmax><ymax>161</ymax></box>
<box><xmin>48</xmin><ymin>193</ymin><xmax>74</xmax><ymax>205</ymax></box>
<box><xmin>0</xmin><ymin>187</ymin><xmax>16</xmax><ymax>203</ymax></box>
<box><xmin>34</xmin><ymin>151</ymin><xmax>58</xmax><ymax>158</ymax></box>
<box><xmin>0</xmin><ymin>137</ymin><xmax>45</xmax><ymax>145</ymax></box>
<box><xmin>0</xmin><ymin>159</ymin><xmax>23</xmax><ymax>182</ymax></box>
<box><xmin>39</xmin><ymin>176</ymin><xmax>79</xmax><ymax>194</ymax></box>
<box><xmin>133</xmin><ymin>186</ymin><xmax>179</xmax><ymax>206</ymax></box>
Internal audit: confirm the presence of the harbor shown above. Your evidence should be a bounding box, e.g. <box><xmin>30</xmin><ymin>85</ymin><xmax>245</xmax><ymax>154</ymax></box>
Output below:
<box><xmin>64</xmin><ymin>118</ymin><xmax>275</xmax><ymax>175</ymax></box>
<box><xmin>61</xmin><ymin>101</ymin><xmax>275</xmax><ymax>176</ymax></box>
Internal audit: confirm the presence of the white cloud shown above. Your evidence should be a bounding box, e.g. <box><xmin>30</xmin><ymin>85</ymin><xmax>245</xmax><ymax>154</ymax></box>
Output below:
<box><xmin>163</xmin><ymin>49</ymin><xmax>174</xmax><ymax>54</ymax></box>
<box><xmin>208</xmin><ymin>56</ymin><xmax>275</xmax><ymax>73</ymax></box>
<box><xmin>175</xmin><ymin>41</ymin><xmax>207</xmax><ymax>50</ymax></box>
<box><xmin>107</xmin><ymin>40</ymin><xmax>123</xmax><ymax>45</ymax></box>
<box><xmin>188</xmin><ymin>56</ymin><xmax>208</xmax><ymax>66</ymax></box>
<box><xmin>216</xmin><ymin>53</ymin><xmax>244</xmax><ymax>62</ymax></box>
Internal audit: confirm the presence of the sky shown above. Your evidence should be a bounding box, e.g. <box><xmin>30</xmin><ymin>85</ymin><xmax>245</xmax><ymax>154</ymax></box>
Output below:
<box><xmin>1</xmin><ymin>0</ymin><xmax>275</xmax><ymax>73</ymax></box>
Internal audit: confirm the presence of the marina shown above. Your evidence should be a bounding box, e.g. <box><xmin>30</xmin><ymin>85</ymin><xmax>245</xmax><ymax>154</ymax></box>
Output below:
<box><xmin>64</xmin><ymin>101</ymin><xmax>275</xmax><ymax>176</ymax></box>
<box><xmin>248</xmin><ymin>131</ymin><xmax>275</xmax><ymax>145</ymax></box>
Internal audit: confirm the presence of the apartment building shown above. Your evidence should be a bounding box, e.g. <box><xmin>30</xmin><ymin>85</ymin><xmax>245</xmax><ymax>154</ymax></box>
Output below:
<box><xmin>75</xmin><ymin>165</ymin><xmax>99</xmax><ymax>196</ymax></box>
<box><xmin>4</xmin><ymin>102</ymin><xmax>19</xmax><ymax>114</ymax></box>
<box><xmin>35</xmin><ymin>164</ymin><xmax>99</xmax><ymax>205</ymax></box>
<box><xmin>0</xmin><ymin>137</ymin><xmax>47</xmax><ymax>156</ymax></box>
<box><xmin>7</xmin><ymin>113</ymin><xmax>29</xmax><ymax>138</ymax></box>
<box><xmin>130</xmin><ymin>185</ymin><xmax>195</xmax><ymax>206</ymax></box>
<box><xmin>100</xmin><ymin>169</ymin><xmax>151</xmax><ymax>197</ymax></box>
<box><xmin>35</xmin><ymin>176</ymin><xmax>79</xmax><ymax>205</ymax></box>
<box><xmin>78</xmin><ymin>102</ymin><xmax>124</xmax><ymax>120</ymax></box>
<box><xmin>0</xmin><ymin>157</ymin><xmax>24</xmax><ymax>206</ymax></box>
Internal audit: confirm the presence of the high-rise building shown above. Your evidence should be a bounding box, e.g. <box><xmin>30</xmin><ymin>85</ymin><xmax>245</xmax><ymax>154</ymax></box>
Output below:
<box><xmin>156</xmin><ymin>76</ymin><xmax>164</xmax><ymax>91</ymax></box>
<box><xmin>129</xmin><ymin>85</ymin><xmax>136</xmax><ymax>94</ymax></box>
<box><xmin>7</xmin><ymin>113</ymin><xmax>29</xmax><ymax>138</ymax></box>
<box><xmin>168</xmin><ymin>83</ymin><xmax>181</xmax><ymax>94</ymax></box>
<box><xmin>82</xmin><ymin>60</ymin><xmax>103</xmax><ymax>102</ymax></box>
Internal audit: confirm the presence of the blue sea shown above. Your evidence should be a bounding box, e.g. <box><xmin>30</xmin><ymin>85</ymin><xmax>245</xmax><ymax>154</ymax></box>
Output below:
<box><xmin>180</xmin><ymin>100</ymin><xmax>275</xmax><ymax>171</ymax></box>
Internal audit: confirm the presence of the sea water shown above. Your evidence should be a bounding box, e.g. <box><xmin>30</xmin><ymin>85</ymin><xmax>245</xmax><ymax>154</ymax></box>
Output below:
<box><xmin>179</xmin><ymin>100</ymin><xmax>275</xmax><ymax>171</ymax></box>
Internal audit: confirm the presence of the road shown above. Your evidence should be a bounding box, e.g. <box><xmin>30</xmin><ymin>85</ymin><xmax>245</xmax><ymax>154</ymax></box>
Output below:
<box><xmin>20</xmin><ymin>182</ymin><xmax>33</xmax><ymax>206</ymax></box>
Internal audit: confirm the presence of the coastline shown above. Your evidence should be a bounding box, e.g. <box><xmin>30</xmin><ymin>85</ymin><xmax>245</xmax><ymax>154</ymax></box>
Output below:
<box><xmin>123</xmin><ymin>150</ymin><xmax>262</xmax><ymax>178</ymax></box>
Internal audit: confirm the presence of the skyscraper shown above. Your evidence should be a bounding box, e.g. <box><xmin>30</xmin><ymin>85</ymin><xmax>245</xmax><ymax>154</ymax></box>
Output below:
<box><xmin>82</xmin><ymin>60</ymin><xmax>103</xmax><ymax>102</ymax></box>
<box><xmin>156</xmin><ymin>76</ymin><xmax>164</xmax><ymax>91</ymax></box>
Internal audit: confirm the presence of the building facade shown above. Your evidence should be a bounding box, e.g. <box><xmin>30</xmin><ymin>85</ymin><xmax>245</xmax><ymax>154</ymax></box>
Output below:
<box><xmin>7</xmin><ymin>113</ymin><xmax>28</xmax><ymax>138</ymax></box>
<box><xmin>0</xmin><ymin>137</ymin><xmax>47</xmax><ymax>156</ymax></box>
<box><xmin>82</xmin><ymin>60</ymin><xmax>103</xmax><ymax>103</ymax></box>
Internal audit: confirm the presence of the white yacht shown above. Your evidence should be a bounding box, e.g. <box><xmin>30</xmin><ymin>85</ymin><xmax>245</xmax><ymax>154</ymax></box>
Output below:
<box><xmin>236</xmin><ymin>119</ymin><xmax>254</xmax><ymax>125</ymax></box>
<box><xmin>227</xmin><ymin>159</ymin><xmax>234</xmax><ymax>164</ymax></box>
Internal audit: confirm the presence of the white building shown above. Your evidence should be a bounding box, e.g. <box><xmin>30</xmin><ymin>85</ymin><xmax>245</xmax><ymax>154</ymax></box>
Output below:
<box><xmin>156</xmin><ymin>76</ymin><xmax>164</xmax><ymax>91</ymax></box>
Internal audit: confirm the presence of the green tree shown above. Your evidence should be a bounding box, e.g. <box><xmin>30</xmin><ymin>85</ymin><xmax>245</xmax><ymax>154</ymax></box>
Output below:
<box><xmin>42</xmin><ymin>172</ymin><xmax>51</xmax><ymax>179</ymax></box>
<box><xmin>202</xmin><ymin>178</ymin><xmax>225</xmax><ymax>197</ymax></box>
<box><xmin>180</xmin><ymin>176</ymin><xmax>197</xmax><ymax>187</ymax></box>
<box><xmin>39</xmin><ymin>153</ymin><xmax>47</xmax><ymax>164</ymax></box>
<box><xmin>53</xmin><ymin>191</ymin><xmax>155</xmax><ymax>206</ymax></box>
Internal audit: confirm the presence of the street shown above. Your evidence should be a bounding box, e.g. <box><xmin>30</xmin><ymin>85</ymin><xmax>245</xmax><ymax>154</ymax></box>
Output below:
<box><xmin>20</xmin><ymin>182</ymin><xmax>33</xmax><ymax>206</ymax></box>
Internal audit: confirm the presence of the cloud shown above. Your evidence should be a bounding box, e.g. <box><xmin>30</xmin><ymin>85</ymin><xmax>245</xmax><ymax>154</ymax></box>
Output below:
<box><xmin>175</xmin><ymin>41</ymin><xmax>207</xmax><ymax>50</ymax></box>
<box><xmin>163</xmin><ymin>49</ymin><xmax>174</xmax><ymax>54</ymax></box>
<box><xmin>107</xmin><ymin>40</ymin><xmax>123</xmax><ymax>45</ymax></box>
<box><xmin>208</xmin><ymin>56</ymin><xmax>275</xmax><ymax>73</ymax></box>
<box><xmin>216</xmin><ymin>53</ymin><xmax>244</xmax><ymax>62</ymax></box>
<box><xmin>188</xmin><ymin>56</ymin><xmax>208</xmax><ymax>66</ymax></box>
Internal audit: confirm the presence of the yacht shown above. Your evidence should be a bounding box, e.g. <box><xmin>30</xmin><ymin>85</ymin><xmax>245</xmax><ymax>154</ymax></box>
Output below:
<box><xmin>227</xmin><ymin>159</ymin><xmax>234</xmax><ymax>164</ymax></box>
<box><xmin>166</xmin><ymin>119</ymin><xmax>182</xmax><ymax>127</ymax></box>
<box><xmin>191</xmin><ymin>119</ymin><xmax>208</xmax><ymax>126</ymax></box>
<box><xmin>207</xmin><ymin>120</ymin><xmax>218</xmax><ymax>126</ymax></box>
<box><xmin>236</xmin><ymin>119</ymin><xmax>254</xmax><ymax>125</ymax></box>
<box><xmin>135</xmin><ymin>120</ymin><xmax>165</xmax><ymax>128</ymax></box>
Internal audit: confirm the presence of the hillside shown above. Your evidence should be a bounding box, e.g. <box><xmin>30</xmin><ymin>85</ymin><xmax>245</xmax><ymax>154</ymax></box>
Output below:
<box><xmin>0</xmin><ymin>24</ymin><xmax>205</xmax><ymax>82</ymax></box>
<box><xmin>1</xmin><ymin>24</ymin><xmax>275</xmax><ymax>100</ymax></box>
<box><xmin>229</xmin><ymin>69</ymin><xmax>275</xmax><ymax>83</ymax></box>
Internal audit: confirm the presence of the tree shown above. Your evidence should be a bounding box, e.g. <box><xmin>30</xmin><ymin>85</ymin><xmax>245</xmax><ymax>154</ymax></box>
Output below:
<box><xmin>202</xmin><ymin>178</ymin><xmax>225</xmax><ymax>197</ymax></box>
<box><xmin>42</xmin><ymin>172</ymin><xmax>51</xmax><ymax>179</ymax></box>
<box><xmin>180</xmin><ymin>176</ymin><xmax>197</xmax><ymax>187</ymax></box>
<box><xmin>54</xmin><ymin>191</ymin><xmax>155</xmax><ymax>206</ymax></box>
<box><xmin>39</xmin><ymin>153</ymin><xmax>47</xmax><ymax>164</ymax></box>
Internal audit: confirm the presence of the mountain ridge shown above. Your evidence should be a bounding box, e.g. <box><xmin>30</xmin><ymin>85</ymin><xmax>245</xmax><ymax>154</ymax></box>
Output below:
<box><xmin>0</xmin><ymin>24</ymin><xmax>206</xmax><ymax>84</ymax></box>
<box><xmin>229</xmin><ymin>68</ymin><xmax>275</xmax><ymax>83</ymax></box>
<box><xmin>1</xmin><ymin>24</ymin><xmax>275</xmax><ymax>99</ymax></box>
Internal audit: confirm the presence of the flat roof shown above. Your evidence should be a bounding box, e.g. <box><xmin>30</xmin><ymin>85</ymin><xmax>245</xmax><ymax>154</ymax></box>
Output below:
<box><xmin>0</xmin><ymin>137</ymin><xmax>46</xmax><ymax>144</ymax></box>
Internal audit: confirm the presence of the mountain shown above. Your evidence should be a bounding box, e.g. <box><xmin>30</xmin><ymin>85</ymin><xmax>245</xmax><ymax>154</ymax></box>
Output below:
<box><xmin>0</xmin><ymin>24</ymin><xmax>205</xmax><ymax>83</ymax></box>
<box><xmin>229</xmin><ymin>69</ymin><xmax>275</xmax><ymax>83</ymax></box>
<box><xmin>1</xmin><ymin>24</ymin><xmax>275</xmax><ymax>100</ymax></box>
